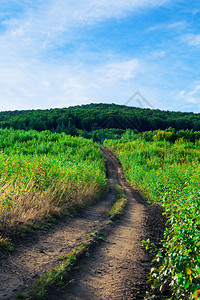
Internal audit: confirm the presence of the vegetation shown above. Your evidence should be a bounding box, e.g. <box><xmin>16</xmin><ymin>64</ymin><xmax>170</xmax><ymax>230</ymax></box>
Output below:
<box><xmin>106</xmin><ymin>184</ymin><xmax>127</xmax><ymax>219</ymax></box>
<box><xmin>0</xmin><ymin>128</ymin><xmax>107</xmax><ymax>242</ymax></box>
<box><xmin>0</xmin><ymin>104</ymin><xmax>200</xmax><ymax>135</ymax></box>
<box><xmin>104</xmin><ymin>130</ymin><xmax>200</xmax><ymax>299</ymax></box>
<box><xmin>30</xmin><ymin>237</ymin><xmax>93</xmax><ymax>299</ymax></box>
<box><xmin>1</xmin><ymin>100</ymin><xmax>200</xmax><ymax>299</ymax></box>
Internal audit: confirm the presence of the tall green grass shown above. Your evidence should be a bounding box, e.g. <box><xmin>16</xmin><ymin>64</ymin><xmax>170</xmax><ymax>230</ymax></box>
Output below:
<box><xmin>104</xmin><ymin>133</ymin><xmax>200</xmax><ymax>299</ymax></box>
<box><xmin>0</xmin><ymin>128</ymin><xmax>107</xmax><ymax>234</ymax></box>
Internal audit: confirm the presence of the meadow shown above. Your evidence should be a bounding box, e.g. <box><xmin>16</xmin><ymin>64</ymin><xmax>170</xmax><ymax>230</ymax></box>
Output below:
<box><xmin>1</xmin><ymin>125</ymin><xmax>200</xmax><ymax>299</ymax></box>
<box><xmin>104</xmin><ymin>130</ymin><xmax>200</xmax><ymax>300</ymax></box>
<box><xmin>0</xmin><ymin>128</ymin><xmax>107</xmax><ymax>237</ymax></box>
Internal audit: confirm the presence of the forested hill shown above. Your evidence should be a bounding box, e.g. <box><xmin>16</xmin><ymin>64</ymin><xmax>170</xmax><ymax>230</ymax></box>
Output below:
<box><xmin>0</xmin><ymin>103</ymin><xmax>199</xmax><ymax>133</ymax></box>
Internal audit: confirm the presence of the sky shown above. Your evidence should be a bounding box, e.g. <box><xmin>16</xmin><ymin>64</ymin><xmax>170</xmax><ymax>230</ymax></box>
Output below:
<box><xmin>0</xmin><ymin>0</ymin><xmax>200</xmax><ymax>113</ymax></box>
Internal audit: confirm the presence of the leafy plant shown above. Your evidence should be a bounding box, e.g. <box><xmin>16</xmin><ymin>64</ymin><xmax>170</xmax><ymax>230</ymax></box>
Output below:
<box><xmin>105</xmin><ymin>134</ymin><xmax>200</xmax><ymax>299</ymax></box>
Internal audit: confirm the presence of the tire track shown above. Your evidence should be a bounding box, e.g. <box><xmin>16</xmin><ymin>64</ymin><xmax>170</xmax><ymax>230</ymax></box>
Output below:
<box><xmin>48</xmin><ymin>148</ymin><xmax>166</xmax><ymax>300</ymax></box>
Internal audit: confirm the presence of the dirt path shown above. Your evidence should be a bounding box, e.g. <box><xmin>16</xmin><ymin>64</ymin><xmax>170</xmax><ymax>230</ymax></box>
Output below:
<box><xmin>0</xmin><ymin>148</ymin><xmax>165</xmax><ymax>299</ymax></box>
<box><xmin>48</xmin><ymin>148</ymin><xmax>166</xmax><ymax>300</ymax></box>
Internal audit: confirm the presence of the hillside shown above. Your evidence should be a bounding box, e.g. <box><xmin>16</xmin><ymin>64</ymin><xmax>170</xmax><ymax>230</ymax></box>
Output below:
<box><xmin>0</xmin><ymin>103</ymin><xmax>200</xmax><ymax>133</ymax></box>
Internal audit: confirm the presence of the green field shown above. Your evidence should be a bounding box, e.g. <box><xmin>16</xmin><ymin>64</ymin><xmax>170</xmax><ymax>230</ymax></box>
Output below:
<box><xmin>0</xmin><ymin>125</ymin><xmax>200</xmax><ymax>299</ymax></box>
<box><xmin>0</xmin><ymin>128</ymin><xmax>107</xmax><ymax>235</ymax></box>
<box><xmin>104</xmin><ymin>130</ymin><xmax>200</xmax><ymax>299</ymax></box>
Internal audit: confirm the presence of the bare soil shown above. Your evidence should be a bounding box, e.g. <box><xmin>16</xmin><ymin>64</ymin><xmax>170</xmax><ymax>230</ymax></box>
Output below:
<box><xmin>0</xmin><ymin>148</ymin><xmax>166</xmax><ymax>299</ymax></box>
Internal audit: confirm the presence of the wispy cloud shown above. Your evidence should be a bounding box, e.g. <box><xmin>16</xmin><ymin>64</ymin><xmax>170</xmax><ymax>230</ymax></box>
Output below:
<box><xmin>1</xmin><ymin>0</ymin><xmax>171</xmax><ymax>52</ymax></box>
<box><xmin>182</xmin><ymin>34</ymin><xmax>200</xmax><ymax>46</ymax></box>
<box><xmin>0</xmin><ymin>56</ymin><xmax>144</xmax><ymax>111</ymax></box>
<box><xmin>177</xmin><ymin>84</ymin><xmax>200</xmax><ymax>104</ymax></box>
<box><xmin>94</xmin><ymin>59</ymin><xmax>140</xmax><ymax>82</ymax></box>
<box><xmin>147</xmin><ymin>21</ymin><xmax>187</xmax><ymax>32</ymax></box>
<box><xmin>150</xmin><ymin>50</ymin><xmax>166</xmax><ymax>58</ymax></box>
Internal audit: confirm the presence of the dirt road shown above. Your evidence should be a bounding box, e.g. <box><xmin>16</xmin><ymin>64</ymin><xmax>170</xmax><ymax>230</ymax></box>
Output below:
<box><xmin>0</xmin><ymin>148</ymin><xmax>165</xmax><ymax>299</ymax></box>
<box><xmin>48</xmin><ymin>148</ymin><xmax>166</xmax><ymax>299</ymax></box>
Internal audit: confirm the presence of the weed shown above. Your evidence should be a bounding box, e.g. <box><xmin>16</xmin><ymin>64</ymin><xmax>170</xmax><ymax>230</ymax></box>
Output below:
<box><xmin>106</xmin><ymin>184</ymin><xmax>127</xmax><ymax>219</ymax></box>
<box><xmin>15</xmin><ymin>293</ymin><xmax>25</xmax><ymax>299</ymax></box>
<box><xmin>0</xmin><ymin>235</ymin><xmax>14</xmax><ymax>251</ymax></box>
<box><xmin>0</xmin><ymin>129</ymin><xmax>107</xmax><ymax>241</ymax></box>
<box><xmin>97</xmin><ymin>236</ymin><xmax>105</xmax><ymax>241</ymax></box>
<box><xmin>105</xmin><ymin>135</ymin><xmax>200</xmax><ymax>299</ymax></box>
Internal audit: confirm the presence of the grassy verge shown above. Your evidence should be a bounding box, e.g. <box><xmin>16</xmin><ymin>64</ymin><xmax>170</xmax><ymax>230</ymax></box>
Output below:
<box><xmin>0</xmin><ymin>235</ymin><xmax>14</xmax><ymax>251</ymax></box>
<box><xmin>27</xmin><ymin>185</ymin><xmax>127</xmax><ymax>299</ymax></box>
<box><xmin>0</xmin><ymin>129</ymin><xmax>108</xmax><ymax>250</ymax></box>
<box><xmin>0</xmin><ymin>186</ymin><xmax>108</xmax><ymax>252</ymax></box>
<box><xmin>104</xmin><ymin>136</ymin><xmax>200</xmax><ymax>300</ymax></box>
<box><xmin>29</xmin><ymin>233</ymin><xmax>98</xmax><ymax>299</ymax></box>
<box><xmin>106</xmin><ymin>184</ymin><xmax>127</xmax><ymax>219</ymax></box>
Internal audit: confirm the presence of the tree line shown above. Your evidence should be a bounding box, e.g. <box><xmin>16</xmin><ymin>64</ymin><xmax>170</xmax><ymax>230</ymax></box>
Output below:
<box><xmin>0</xmin><ymin>103</ymin><xmax>199</xmax><ymax>135</ymax></box>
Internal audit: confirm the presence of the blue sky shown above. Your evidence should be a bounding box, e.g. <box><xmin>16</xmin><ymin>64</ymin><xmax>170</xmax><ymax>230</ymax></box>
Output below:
<box><xmin>0</xmin><ymin>0</ymin><xmax>200</xmax><ymax>112</ymax></box>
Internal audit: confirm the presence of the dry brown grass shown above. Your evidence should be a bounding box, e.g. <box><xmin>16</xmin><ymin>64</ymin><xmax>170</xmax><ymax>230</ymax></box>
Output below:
<box><xmin>0</xmin><ymin>178</ymin><xmax>107</xmax><ymax>235</ymax></box>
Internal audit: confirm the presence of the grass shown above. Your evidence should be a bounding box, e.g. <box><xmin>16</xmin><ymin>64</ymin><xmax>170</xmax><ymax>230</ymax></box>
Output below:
<box><xmin>0</xmin><ymin>235</ymin><xmax>14</xmax><ymax>251</ymax></box>
<box><xmin>106</xmin><ymin>184</ymin><xmax>127</xmax><ymax>219</ymax></box>
<box><xmin>30</xmin><ymin>240</ymin><xmax>92</xmax><ymax>298</ymax></box>
<box><xmin>29</xmin><ymin>230</ymin><xmax>102</xmax><ymax>298</ymax></box>
<box><xmin>104</xmin><ymin>131</ymin><xmax>200</xmax><ymax>299</ymax></box>
<box><xmin>0</xmin><ymin>128</ymin><xmax>107</xmax><ymax>249</ymax></box>
<box><xmin>15</xmin><ymin>293</ymin><xmax>26</xmax><ymax>299</ymax></box>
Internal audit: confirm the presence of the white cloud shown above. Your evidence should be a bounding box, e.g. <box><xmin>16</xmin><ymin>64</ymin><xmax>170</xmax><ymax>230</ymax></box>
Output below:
<box><xmin>167</xmin><ymin>21</ymin><xmax>186</xmax><ymax>30</ymax></box>
<box><xmin>70</xmin><ymin>0</ymin><xmax>170</xmax><ymax>21</ymax></box>
<box><xmin>147</xmin><ymin>21</ymin><xmax>186</xmax><ymax>32</ymax></box>
<box><xmin>176</xmin><ymin>84</ymin><xmax>200</xmax><ymax>104</ymax></box>
<box><xmin>0</xmin><ymin>55</ymin><xmax>143</xmax><ymax>111</ymax></box>
<box><xmin>95</xmin><ymin>59</ymin><xmax>140</xmax><ymax>82</ymax></box>
<box><xmin>0</xmin><ymin>0</ymin><xmax>171</xmax><ymax>53</ymax></box>
<box><xmin>0</xmin><ymin>0</ymin><xmax>171</xmax><ymax>58</ymax></box>
<box><xmin>151</xmin><ymin>50</ymin><xmax>166</xmax><ymax>58</ymax></box>
<box><xmin>183</xmin><ymin>34</ymin><xmax>200</xmax><ymax>46</ymax></box>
